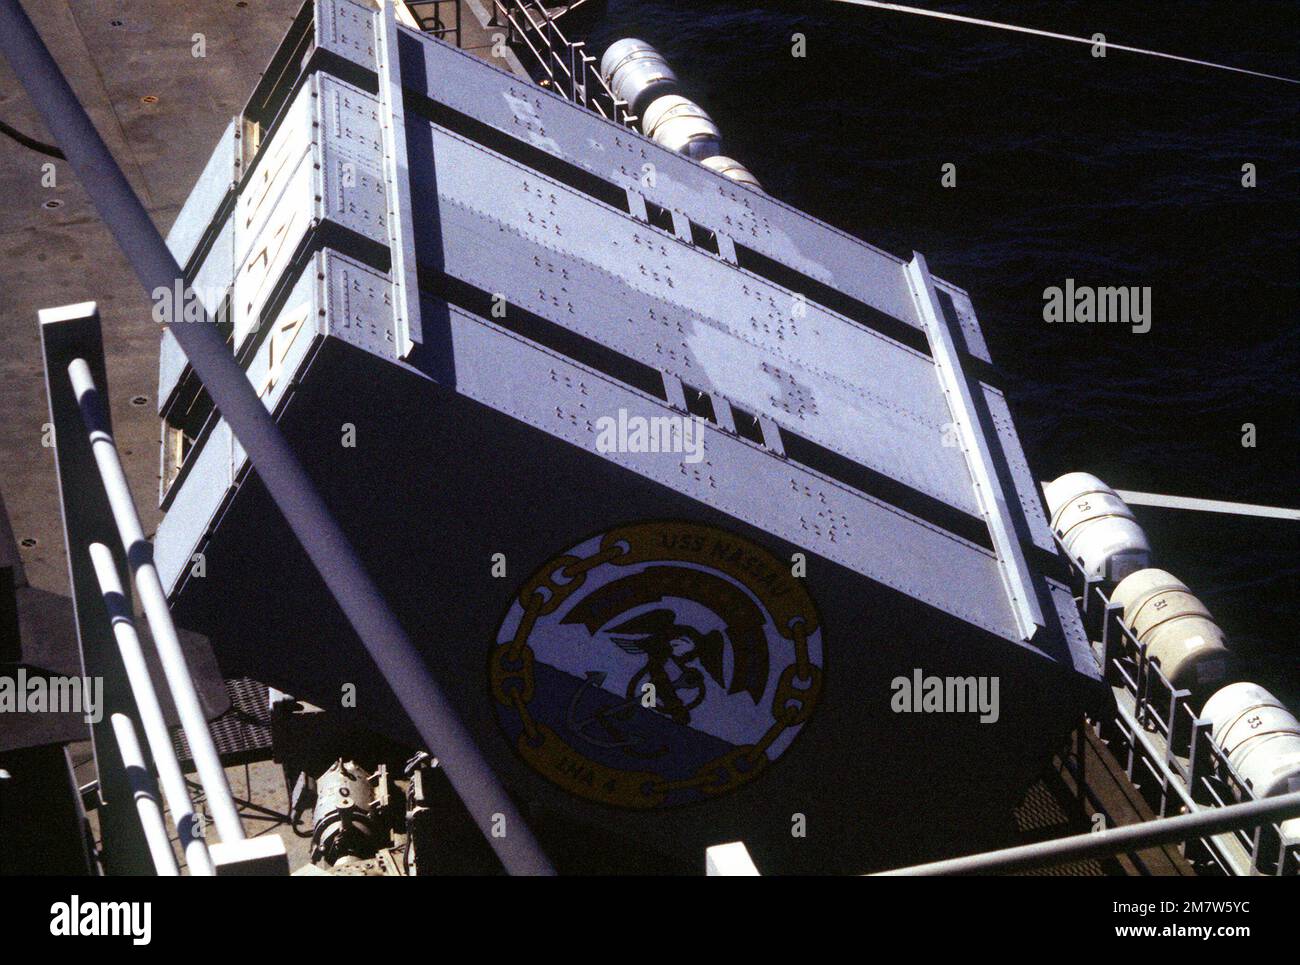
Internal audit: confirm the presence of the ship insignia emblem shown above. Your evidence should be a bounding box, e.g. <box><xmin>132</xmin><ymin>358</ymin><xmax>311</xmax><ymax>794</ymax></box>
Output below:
<box><xmin>491</xmin><ymin>521</ymin><xmax>823</xmax><ymax>808</ymax></box>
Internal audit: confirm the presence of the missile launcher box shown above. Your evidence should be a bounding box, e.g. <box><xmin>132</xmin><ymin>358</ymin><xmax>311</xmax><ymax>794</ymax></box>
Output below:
<box><xmin>155</xmin><ymin>0</ymin><xmax>1102</xmax><ymax>873</ymax></box>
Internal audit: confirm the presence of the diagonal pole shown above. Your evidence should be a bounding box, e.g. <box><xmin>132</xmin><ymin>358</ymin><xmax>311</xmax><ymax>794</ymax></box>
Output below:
<box><xmin>0</xmin><ymin>0</ymin><xmax>552</xmax><ymax>875</ymax></box>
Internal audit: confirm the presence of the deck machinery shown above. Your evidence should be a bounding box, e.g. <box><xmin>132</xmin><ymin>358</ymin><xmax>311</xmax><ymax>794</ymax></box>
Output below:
<box><xmin>154</xmin><ymin>0</ymin><xmax>1103</xmax><ymax>873</ymax></box>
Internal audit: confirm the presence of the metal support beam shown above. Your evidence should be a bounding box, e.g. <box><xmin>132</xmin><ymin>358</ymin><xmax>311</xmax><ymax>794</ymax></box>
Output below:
<box><xmin>376</xmin><ymin>2</ymin><xmax>424</xmax><ymax>357</ymax></box>
<box><xmin>873</xmin><ymin>789</ymin><xmax>1300</xmax><ymax>876</ymax></box>
<box><xmin>0</xmin><ymin>0</ymin><xmax>552</xmax><ymax>875</ymax></box>
<box><xmin>905</xmin><ymin>252</ymin><xmax>1044</xmax><ymax>641</ymax></box>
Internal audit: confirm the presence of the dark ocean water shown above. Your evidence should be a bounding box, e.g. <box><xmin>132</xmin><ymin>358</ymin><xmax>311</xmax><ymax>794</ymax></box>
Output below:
<box><xmin>582</xmin><ymin>1</ymin><xmax>1298</xmax><ymax>673</ymax></box>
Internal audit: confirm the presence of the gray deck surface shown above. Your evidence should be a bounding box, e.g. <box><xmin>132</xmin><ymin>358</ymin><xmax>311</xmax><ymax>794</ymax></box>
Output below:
<box><xmin>1</xmin><ymin>0</ymin><xmax>515</xmax><ymax>601</ymax></box>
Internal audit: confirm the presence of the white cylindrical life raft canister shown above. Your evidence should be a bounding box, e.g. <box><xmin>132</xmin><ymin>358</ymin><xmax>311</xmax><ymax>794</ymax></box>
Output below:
<box><xmin>1043</xmin><ymin>471</ymin><xmax>1152</xmax><ymax>583</ymax></box>
<box><xmin>640</xmin><ymin>94</ymin><xmax>722</xmax><ymax>160</ymax></box>
<box><xmin>1201</xmin><ymin>681</ymin><xmax>1300</xmax><ymax>850</ymax></box>
<box><xmin>1202</xmin><ymin>682</ymin><xmax>1300</xmax><ymax>799</ymax></box>
<box><xmin>701</xmin><ymin>155</ymin><xmax>762</xmax><ymax>190</ymax></box>
<box><xmin>1111</xmin><ymin>568</ymin><xmax>1232</xmax><ymax>692</ymax></box>
<box><xmin>599</xmin><ymin>39</ymin><xmax>679</xmax><ymax>119</ymax></box>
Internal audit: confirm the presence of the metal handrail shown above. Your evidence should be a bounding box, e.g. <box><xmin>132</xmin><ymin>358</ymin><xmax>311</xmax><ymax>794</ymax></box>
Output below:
<box><xmin>88</xmin><ymin>540</ymin><xmax>217</xmax><ymax>875</ymax></box>
<box><xmin>490</xmin><ymin>0</ymin><xmax>636</xmax><ymax>125</ymax></box>
<box><xmin>109</xmin><ymin>712</ymin><xmax>181</xmax><ymax>876</ymax></box>
<box><xmin>401</xmin><ymin>1</ymin><xmax>461</xmax><ymax>45</ymax></box>
<box><xmin>1064</xmin><ymin>544</ymin><xmax>1297</xmax><ymax>875</ymax></box>
<box><xmin>872</xmin><ymin>788</ymin><xmax>1300</xmax><ymax>876</ymax></box>
<box><xmin>70</xmin><ymin>358</ymin><xmax>244</xmax><ymax>848</ymax></box>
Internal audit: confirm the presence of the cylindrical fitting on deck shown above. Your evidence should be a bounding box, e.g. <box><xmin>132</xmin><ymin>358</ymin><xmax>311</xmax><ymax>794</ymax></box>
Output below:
<box><xmin>311</xmin><ymin>759</ymin><xmax>383</xmax><ymax>866</ymax></box>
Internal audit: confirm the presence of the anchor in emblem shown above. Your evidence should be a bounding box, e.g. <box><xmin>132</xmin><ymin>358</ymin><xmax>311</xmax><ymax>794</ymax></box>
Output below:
<box><xmin>566</xmin><ymin>671</ymin><xmax>667</xmax><ymax>759</ymax></box>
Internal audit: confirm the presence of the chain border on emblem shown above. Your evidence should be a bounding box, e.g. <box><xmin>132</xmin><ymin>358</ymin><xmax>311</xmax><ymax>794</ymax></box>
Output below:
<box><xmin>490</xmin><ymin>522</ymin><xmax>823</xmax><ymax>809</ymax></box>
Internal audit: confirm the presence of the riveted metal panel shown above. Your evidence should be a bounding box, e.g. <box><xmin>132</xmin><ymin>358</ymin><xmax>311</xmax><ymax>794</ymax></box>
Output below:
<box><xmin>980</xmin><ymin>383</ymin><xmax>1057</xmax><ymax>556</ymax></box>
<box><xmin>1047</xmin><ymin>577</ymin><xmax>1098</xmax><ymax>677</ymax></box>
<box><xmin>416</xmin><ymin>122</ymin><xmax>982</xmax><ymax>518</ymax></box>
<box><xmin>165</xmin><ymin>116</ymin><xmax>239</xmax><ymax>268</ymax></box>
<box><xmin>155</xmin><ymin>419</ymin><xmax>235</xmax><ymax>593</ymax></box>
<box><xmin>315</xmin><ymin>0</ymin><xmax>378</xmax><ymax>70</ymax></box>
<box><xmin>157</xmin><ymin>9</ymin><xmax>1086</xmax><ymax>672</ymax></box>
<box><xmin>396</xmin><ymin>33</ymin><xmax>990</xmax><ymax>363</ymax></box>
<box><xmin>159</xmin><ymin>249</ymin><xmax>396</xmax><ymax>597</ymax></box>
<box><xmin>232</xmin><ymin>252</ymin><xmax>395</xmax><ymax>485</ymax></box>
<box><xmin>227</xmin><ymin>74</ymin><xmax>388</xmax><ymax>349</ymax></box>
<box><xmin>444</xmin><ymin>307</ymin><xmax>1020</xmax><ymax>640</ymax></box>
<box><xmin>937</xmin><ymin>283</ymin><xmax>992</xmax><ymax>365</ymax></box>
<box><xmin>317</xmin><ymin>75</ymin><xmax>389</xmax><ymax>240</ymax></box>
<box><xmin>323</xmin><ymin>250</ymin><xmax>398</xmax><ymax>356</ymax></box>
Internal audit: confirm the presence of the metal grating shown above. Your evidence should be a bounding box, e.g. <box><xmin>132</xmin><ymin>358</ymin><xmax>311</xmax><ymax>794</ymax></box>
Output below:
<box><xmin>171</xmin><ymin>677</ymin><xmax>273</xmax><ymax>768</ymax></box>
<box><xmin>1010</xmin><ymin>778</ymin><xmax>1109</xmax><ymax>876</ymax></box>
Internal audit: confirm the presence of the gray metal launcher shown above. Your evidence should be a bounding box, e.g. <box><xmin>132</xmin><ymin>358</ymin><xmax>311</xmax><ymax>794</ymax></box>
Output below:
<box><xmin>154</xmin><ymin>0</ymin><xmax>1101</xmax><ymax>873</ymax></box>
